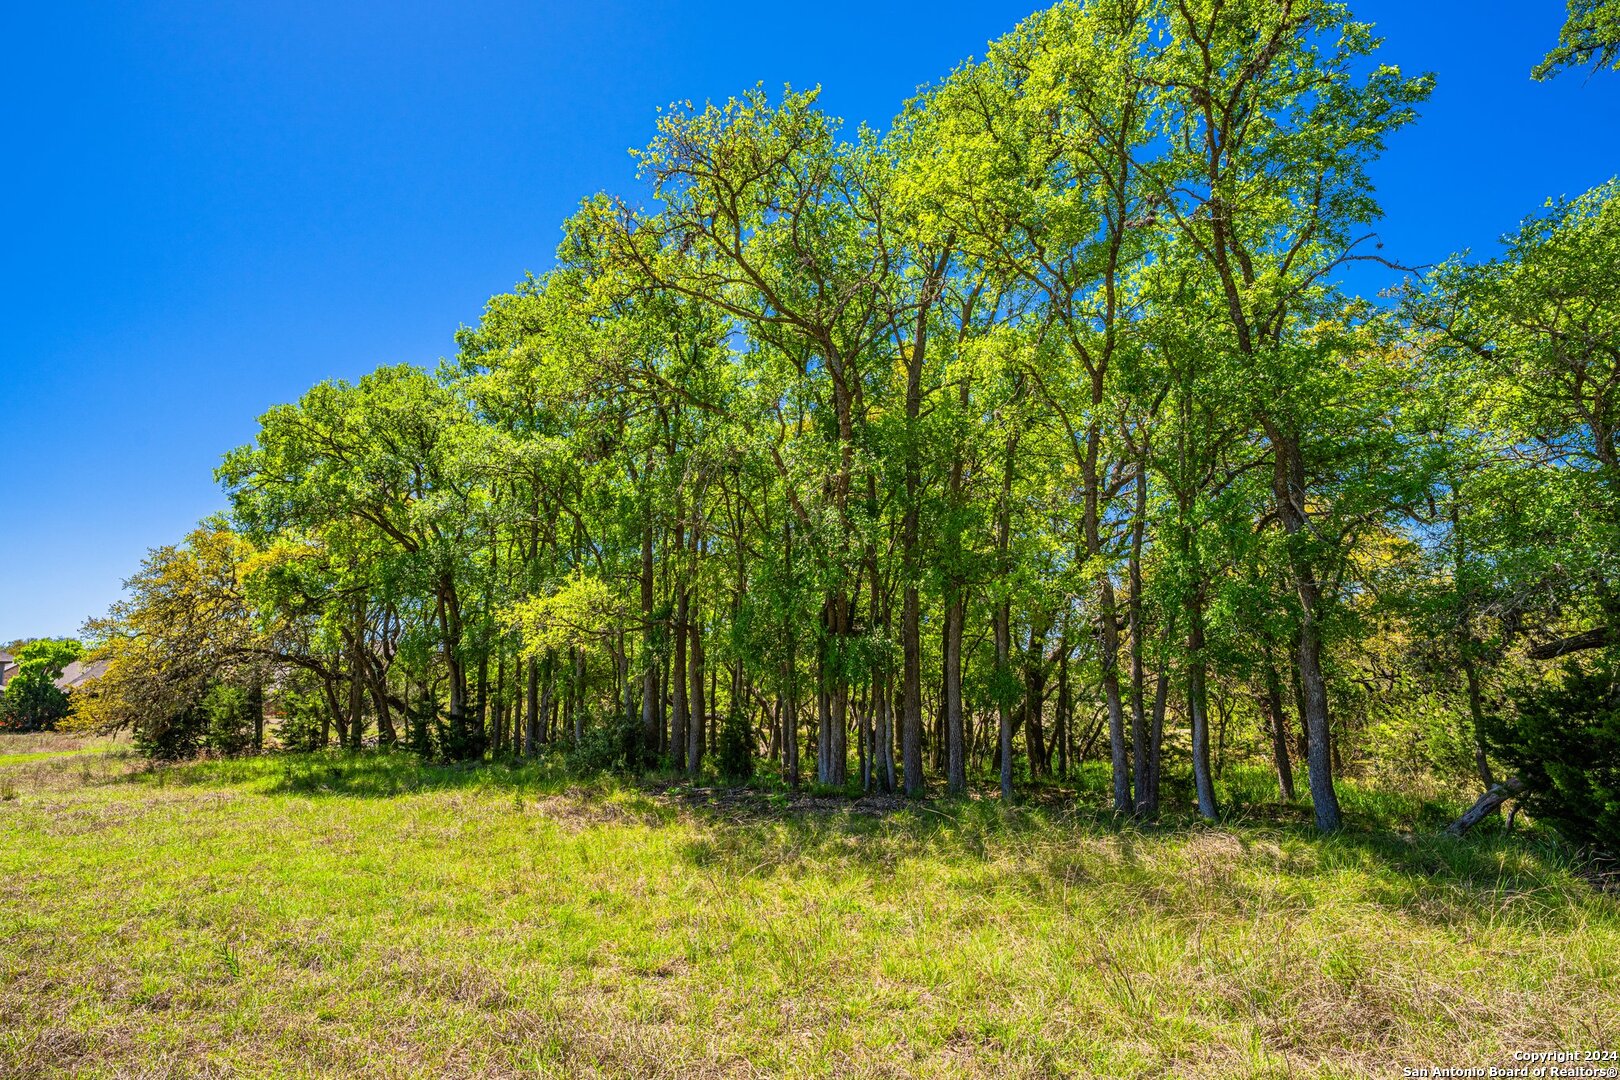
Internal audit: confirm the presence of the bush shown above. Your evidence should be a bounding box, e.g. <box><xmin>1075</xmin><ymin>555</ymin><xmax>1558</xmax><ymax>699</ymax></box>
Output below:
<box><xmin>135</xmin><ymin>704</ymin><xmax>206</xmax><ymax>760</ymax></box>
<box><xmin>718</xmin><ymin>712</ymin><xmax>755</xmax><ymax>783</ymax></box>
<box><xmin>567</xmin><ymin>717</ymin><xmax>622</xmax><ymax>774</ymax></box>
<box><xmin>201</xmin><ymin>684</ymin><xmax>256</xmax><ymax>755</ymax></box>
<box><xmin>277</xmin><ymin>689</ymin><xmax>330</xmax><ymax>753</ymax></box>
<box><xmin>133</xmin><ymin>681</ymin><xmax>261</xmax><ymax>759</ymax></box>
<box><xmin>566</xmin><ymin>712</ymin><xmax>644</xmax><ymax>775</ymax></box>
<box><xmin>398</xmin><ymin>690</ymin><xmax>433</xmax><ymax>757</ymax></box>
<box><xmin>1485</xmin><ymin>659</ymin><xmax>1620</xmax><ymax>858</ymax></box>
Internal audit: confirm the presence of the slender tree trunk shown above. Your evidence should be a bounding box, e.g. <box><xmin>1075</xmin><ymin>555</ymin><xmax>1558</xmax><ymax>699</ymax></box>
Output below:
<box><xmin>1055</xmin><ymin>635</ymin><xmax>1070</xmax><ymax>780</ymax></box>
<box><xmin>1146</xmin><ymin>656</ymin><xmax>1170</xmax><ymax>816</ymax></box>
<box><xmin>323</xmin><ymin>676</ymin><xmax>345</xmax><ymax>748</ymax></box>
<box><xmin>475</xmin><ymin>654</ymin><xmax>489</xmax><ymax>748</ymax></box>
<box><xmin>1461</xmin><ymin>652</ymin><xmax>1495</xmax><ymax>792</ymax></box>
<box><xmin>524</xmin><ymin>657</ymin><xmax>539</xmax><ymax>755</ymax></box>
<box><xmin>1187</xmin><ymin>601</ymin><xmax>1218</xmax><ymax>821</ymax></box>
<box><xmin>942</xmin><ymin>592</ymin><xmax>965</xmax><ymax>793</ymax></box>
<box><xmin>1024</xmin><ymin>614</ymin><xmax>1050</xmax><ymax>778</ymax></box>
<box><xmin>830</xmin><ymin>635</ymin><xmax>848</xmax><ymax>787</ymax></box>
<box><xmin>1262</xmin><ymin>653</ymin><xmax>1296</xmax><ymax>800</ymax></box>
<box><xmin>673</xmin><ymin>585</ymin><xmax>689</xmax><ymax>773</ymax></box>
<box><xmin>902</xmin><ymin>583</ymin><xmax>925</xmax><ymax>796</ymax></box>
<box><xmin>996</xmin><ymin>434</ymin><xmax>1016</xmax><ymax>802</ymax></box>
<box><xmin>1128</xmin><ymin>463</ymin><xmax>1151</xmax><ymax>814</ymax></box>
<box><xmin>249</xmin><ymin>678</ymin><xmax>264</xmax><ymax>753</ymax></box>
<box><xmin>687</xmin><ymin>616</ymin><xmax>705</xmax><ymax>779</ymax></box>
<box><xmin>367</xmin><ymin>652</ymin><xmax>395</xmax><ymax>748</ymax></box>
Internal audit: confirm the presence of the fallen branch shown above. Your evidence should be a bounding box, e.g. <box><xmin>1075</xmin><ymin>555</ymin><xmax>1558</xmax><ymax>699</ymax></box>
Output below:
<box><xmin>1444</xmin><ymin>777</ymin><xmax>1525</xmax><ymax>837</ymax></box>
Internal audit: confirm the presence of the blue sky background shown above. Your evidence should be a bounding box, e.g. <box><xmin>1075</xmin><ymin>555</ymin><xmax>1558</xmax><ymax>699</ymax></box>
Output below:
<box><xmin>2</xmin><ymin>1</ymin><xmax>1617</xmax><ymax>642</ymax></box>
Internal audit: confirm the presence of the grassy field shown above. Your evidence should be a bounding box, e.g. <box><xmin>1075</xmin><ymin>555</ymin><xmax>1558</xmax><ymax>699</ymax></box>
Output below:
<box><xmin>0</xmin><ymin>733</ymin><xmax>1615</xmax><ymax>1078</ymax></box>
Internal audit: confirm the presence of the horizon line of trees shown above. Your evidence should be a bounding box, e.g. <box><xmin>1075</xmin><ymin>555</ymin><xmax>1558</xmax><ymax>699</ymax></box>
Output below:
<box><xmin>70</xmin><ymin>0</ymin><xmax>1620</xmax><ymax>843</ymax></box>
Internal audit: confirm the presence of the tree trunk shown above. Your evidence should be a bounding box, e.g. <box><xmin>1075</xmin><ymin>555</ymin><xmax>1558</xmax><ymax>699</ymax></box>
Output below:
<box><xmin>249</xmin><ymin>678</ymin><xmax>264</xmax><ymax>753</ymax></box>
<box><xmin>1461</xmin><ymin>651</ymin><xmax>1496</xmax><ymax>792</ymax></box>
<box><xmin>687</xmin><ymin>616</ymin><xmax>705</xmax><ymax>779</ymax></box>
<box><xmin>1445</xmin><ymin>777</ymin><xmax>1523</xmax><ymax>836</ymax></box>
<box><xmin>524</xmin><ymin>657</ymin><xmax>539</xmax><ymax>755</ymax></box>
<box><xmin>1298</xmin><ymin>614</ymin><xmax>1341</xmax><ymax>832</ymax></box>
<box><xmin>1187</xmin><ymin>603</ymin><xmax>1217</xmax><ymax>822</ymax></box>
<box><xmin>942</xmin><ymin>592</ymin><xmax>965</xmax><ymax>794</ymax></box>
<box><xmin>995</xmin><ymin>598</ymin><xmax>1014</xmax><ymax>803</ymax></box>
<box><xmin>1055</xmin><ymin>635</ymin><xmax>1070</xmax><ymax>780</ymax></box>
<box><xmin>902</xmin><ymin>582</ymin><xmax>926</xmax><ymax>796</ymax></box>
<box><xmin>1024</xmin><ymin>613</ymin><xmax>1050</xmax><ymax>778</ymax></box>
<box><xmin>673</xmin><ymin>583</ymin><xmax>689</xmax><ymax>773</ymax></box>
<box><xmin>1099</xmin><ymin>585</ymin><xmax>1131</xmax><ymax>814</ymax></box>
<box><xmin>996</xmin><ymin>433</ymin><xmax>1016</xmax><ymax>802</ymax></box>
<box><xmin>1262</xmin><ymin>654</ymin><xmax>1296</xmax><ymax>801</ymax></box>
<box><xmin>1272</xmin><ymin>434</ymin><xmax>1341</xmax><ymax>831</ymax></box>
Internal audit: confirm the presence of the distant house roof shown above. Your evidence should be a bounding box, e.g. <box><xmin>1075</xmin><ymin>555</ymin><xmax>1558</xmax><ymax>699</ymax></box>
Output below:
<box><xmin>0</xmin><ymin>652</ymin><xmax>104</xmax><ymax>692</ymax></box>
<box><xmin>55</xmin><ymin>659</ymin><xmax>109</xmax><ymax>691</ymax></box>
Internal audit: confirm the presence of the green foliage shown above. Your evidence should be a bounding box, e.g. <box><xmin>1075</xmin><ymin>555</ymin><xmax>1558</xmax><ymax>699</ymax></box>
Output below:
<box><xmin>1486</xmin><ymin>660</ymin><xmax>1620</xmax><ymax>858</ymax></box>
<box><xmin>201</xmin><ymin>684</ymin><xmax>256</xmax><ymax>756</ymax></box>
<box><xmin>277</xmin><ymin>689</ymin><xmax>330</xmax><ymax>754</ymax></box>
<box><xmin>1535</xmin><ymin>0</ymin><xmax>1620</xmax><ymax>80</ymax></box>
<box><xmin>0</xmin><ymin>639</ymin><xmax>82</xmax><ymax>732</ymax></box>
<box><xmin>134</xmin><ymin>703</ymin><xmax>206</xmax><ymax>760</ymax></box>
<box><xmin>718</xmin><ymin>712</ymin><xmax>755</xmax><ymax>783</ymax></box>
<box><xmin>566</xmin><ymin>712</ymin><xmax>643</xmax><ymax>775</ymax></box>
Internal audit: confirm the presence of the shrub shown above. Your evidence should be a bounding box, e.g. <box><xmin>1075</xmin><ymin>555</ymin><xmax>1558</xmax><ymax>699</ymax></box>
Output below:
<box><xmin>566</xmin><ymin>712</ymin><xmax>644</xmax><ymax>775</ymax></box>
<box><xmin>202</xmin><ymin>684</ymin><xmax>256</xmax><ymax>755</ymax></box>
<box><xmin>1484</xmin><ymin>658</ymin><xmax>1620</xmax><ymax>858</ymax></box>
<box><xmin>277</xmin><ymin>689</ymin><xmax>330</xmax><ymax>753</ymax></box>
<box><xmin>135</xmin><ymin>704</ymin><xmax>206</xmax><ymax>760</ymax></box>
<box><xmin>718</xmin><ymin>712</ymin><xmax>754</xmax><ymax>783</ymax></box>
<box><xmin>567</xmin><ymin>716</ymin><xmax>622</xmax><ymax>774</ymax></box>
<box><xmin>403</xmin><ymin>691</ymin><xmax>435</xmax><ymax>757</ymax></box>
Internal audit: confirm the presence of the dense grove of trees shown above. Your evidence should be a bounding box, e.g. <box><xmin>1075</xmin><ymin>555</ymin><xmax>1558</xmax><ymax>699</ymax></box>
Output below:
<box><xmin>77</xmin><ymin>0</ymin><xmax>1620</xmax><ymax>839</ymax></box>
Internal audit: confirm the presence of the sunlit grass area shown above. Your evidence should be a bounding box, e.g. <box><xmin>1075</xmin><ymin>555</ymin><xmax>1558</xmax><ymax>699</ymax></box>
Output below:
<box><xmin>1</xmin><ymin>738</ymin><xmax>1615</xmax><ymax>1078</ymax></box>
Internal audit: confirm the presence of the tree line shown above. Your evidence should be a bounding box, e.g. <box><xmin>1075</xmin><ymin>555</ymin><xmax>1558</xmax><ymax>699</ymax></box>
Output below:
<box><xmin>75</xmin><ymin>0</ymin><xmax>1620</xmax><ymax>844</ymax></box>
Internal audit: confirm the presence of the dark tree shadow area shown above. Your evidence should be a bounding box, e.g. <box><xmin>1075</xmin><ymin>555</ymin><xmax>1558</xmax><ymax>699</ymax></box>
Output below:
<box><xmin>117</xmin><ymin>747</ymin><xmax>1611</xmax><ymax>929</ymax></box>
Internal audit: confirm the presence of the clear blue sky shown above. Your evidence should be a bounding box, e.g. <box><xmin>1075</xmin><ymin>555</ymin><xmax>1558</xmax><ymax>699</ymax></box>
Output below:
<box><xmin>2</xmin><ymin>1</ymin><xmax>1616</xmax><ymax>642</ymax></box>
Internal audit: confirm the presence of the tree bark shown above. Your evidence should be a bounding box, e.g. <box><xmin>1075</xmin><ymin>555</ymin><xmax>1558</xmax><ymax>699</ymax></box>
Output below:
<box><xmin>687</xmin><ymin>615</ymin><xmax>705</xmax><ymax>779</ymax></box>
<box><xmin>943</xmin><ymin>592</ymin><xmax>966</xmax><ymax>794</ymax></box>
<box><xmin>1445</xmin><ymin>777</ymin><xmax>1523</xmax><ymax>837</ymax></box>
<box><xmin>1262</xmin><ymin>653</ymin><xmax>1296</xmax><ymax>801</ymax></box>
<box><xmin>1187</xmin><ymin>603</ymin><xmax>1218</xmax><ymax>821</ymax></box>
<box><xmin>524</xmin><ymin>657</ymin><xmax>539</xmax><ymax>755</ymax></box>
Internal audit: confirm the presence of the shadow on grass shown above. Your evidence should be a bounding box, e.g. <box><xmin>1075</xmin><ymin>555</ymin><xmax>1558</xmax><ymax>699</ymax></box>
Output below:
<box><xmin>120</xmin><ymin>749</ymin><xmax>1609</xmax><ymax>930</ymax></box>
<box><xmin>123</xmin><ymin>748</ymin><xmax>582</xmax><ymax>800</ymax></box>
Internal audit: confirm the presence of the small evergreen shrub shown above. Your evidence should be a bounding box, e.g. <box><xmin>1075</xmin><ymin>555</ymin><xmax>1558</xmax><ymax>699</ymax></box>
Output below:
<box><xmin>202</xmin><ymin>684</ymin><xmax>255</xmax><ymax>755</ymax></box>
<box><xmin>277</xmin><ymin>690</ymin><xmax>330</xmax><ymax>753</ymax></box>
<box><xmin>567</xmin><ymin>714</ymin><xmax>622</xmax><ymax>774</ymax></box>
<box><xmin>135</xmin><ymin>704</ymin><xmax>207</xmax><ymax>760</ymax></box>
<box><xmin>718</xmin><ymin>712</ymin><xmax>755</xmax><ymax>783</ymax></box>
<box><xmin>1485</xmin><ymin>658</ymin><xmax>1620</xmax><ymax>858</ymax></box>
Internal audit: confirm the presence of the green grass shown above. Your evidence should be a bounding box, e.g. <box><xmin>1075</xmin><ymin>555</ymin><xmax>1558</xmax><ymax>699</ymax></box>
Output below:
<box><xmin>0</xmin><ymin>734</ymin><xmax>1615</xmax><ymax>1078</ymax></box>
